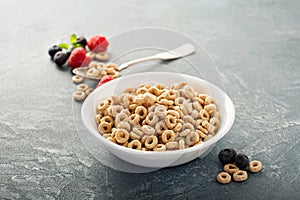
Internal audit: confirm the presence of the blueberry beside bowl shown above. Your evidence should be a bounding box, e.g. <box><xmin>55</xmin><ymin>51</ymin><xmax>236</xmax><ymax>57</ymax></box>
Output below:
<box><xmin>81</xmin><ymin>72</ymin><xmax>235</xmax><ymax>168</ymax></box>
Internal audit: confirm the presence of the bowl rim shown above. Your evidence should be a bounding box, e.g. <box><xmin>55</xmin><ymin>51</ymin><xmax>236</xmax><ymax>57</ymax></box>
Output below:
<box><xmin>81</xmin><ymin>72</ymin><xmax>235</xmax><ymax>157</ymax></box>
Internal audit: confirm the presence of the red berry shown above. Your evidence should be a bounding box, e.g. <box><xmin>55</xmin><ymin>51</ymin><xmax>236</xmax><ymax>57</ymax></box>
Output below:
<box><xmin>97</xmin><ymin>76</ymin><xmax>114</xmax><ymax>88</ymax></box>
<box><xmin>87</xmin><ymin>35</ymin><xmax>109</xmax><ymax>53</ymax></box>
<box><xmin>68</xmin><ymin>47</ymin><xmax>91</xmax><ymax>68</ymax></box>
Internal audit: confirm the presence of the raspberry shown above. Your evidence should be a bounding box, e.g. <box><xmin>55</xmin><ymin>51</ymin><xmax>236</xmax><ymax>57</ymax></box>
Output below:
<box><xmin>97</xmin><ymin>76</ymin><xmax>114</xmax><ymax>88</ymax></box>
<box><xmin>218</xmin><ymin>148</ymin><xmax>237</xmax><ymax>165</ymax></box>
<box><xmin>68</xmin><ymin>47</ymin><xmax>92</xmax><ymax>68</ymax></box>
<box><xmin>87</xmin><ymin>35</ymin><xmax>109</xmax><ymax>53</ymax></box>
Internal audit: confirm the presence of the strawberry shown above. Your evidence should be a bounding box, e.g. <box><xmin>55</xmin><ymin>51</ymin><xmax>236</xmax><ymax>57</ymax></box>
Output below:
<box><xmin>87</xmin><ymin>35</ymin><xmax>109</xmax><ymax>53</ymax></box>
<box><xmin>68</xmin><ymin>47</ymin><xmax>92</xmax><ymax>68</ymax></box>
<box><xmin>97</xmin><ymin>76</ymin><xmax>114</xmax><ymax>88</ymax></box>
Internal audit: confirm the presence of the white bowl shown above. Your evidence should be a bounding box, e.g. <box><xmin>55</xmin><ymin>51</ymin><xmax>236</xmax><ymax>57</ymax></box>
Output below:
<box><xmin>81</xmin><ymin>72</ymin><xmax>235</xmax><ymax>168</ymax></box>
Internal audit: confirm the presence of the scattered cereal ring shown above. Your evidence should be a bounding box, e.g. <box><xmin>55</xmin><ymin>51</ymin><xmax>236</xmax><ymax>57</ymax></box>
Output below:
<box><xmin>249</xmin><ymin>160</ymin><xmax>263</xmax><ymax>173</ymax></box>
<box><xmin>95</xmin><ymin>52</ymin><xmax>109</xmax><ymax>61</ymax></box>
<box><xmin>73</xmin><ymin>90</ymin><xmax>86</xmax><ymax>101</ymax></box>
<box><xmin>85</xmin><ymin>88</ymin><xmax>94</xmax><ymax>96</ymax></box>
<box><xmin>72</xmin><ymin>75</ymin><xmax>84</xmax><ymax>84</ymax></box>
<box><xmin>114</xmin><ymin>128</ymin><xmax>130</xmax><ymax>144</ymax></box>
<box><xmin>217</xmin><ymin>172</ymin><xmax>231</xmax><ymax>184</ymax></box>
<box><xmin>161</xmin><ymin>130</ymin><xmax>176</xmax><ymax>143</ymax></box>
<box><xmin>233</xmin><ymin>170</ymin><xmax>248</xmax><ymax>182</ymax></box>
<box><xmin>76</xmin><ymin>83</ymin><xmax>89</xmax><ymax>91</ymax></box>
<box><xmin>98</xmin><ymin>122</ymin><xmax>112</xmax><ymax>134</ymax></box>
<box><xmin>224</xmin><ymin>164</ymin><xmax>239</xmax><ymax>174</ymax></box>
<box><xmin>86</xmin><ymin>67</ymin><xmax>99</xmax><ymax>78</ymax></box>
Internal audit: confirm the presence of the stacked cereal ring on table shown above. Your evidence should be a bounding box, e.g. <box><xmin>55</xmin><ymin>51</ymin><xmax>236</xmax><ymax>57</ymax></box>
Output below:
<box><xmin>95</xmin><ymin>81</ymin><xmax>221</xmax><ymax>151</ymax></box>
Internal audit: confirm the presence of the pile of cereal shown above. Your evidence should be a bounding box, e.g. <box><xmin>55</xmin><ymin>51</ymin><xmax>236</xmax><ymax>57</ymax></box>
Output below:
<box><xmin>216</xmin><ymin>148</ymin><xmax>263</xmax><ymax>184</ymax></box>
<box><xmin>95</xmin><ymin>81</ymin><xmax>221</xmax><ymax>151</ymax></box>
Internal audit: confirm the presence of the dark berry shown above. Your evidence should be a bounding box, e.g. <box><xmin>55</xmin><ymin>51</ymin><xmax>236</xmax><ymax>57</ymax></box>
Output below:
<box><xmin>235</xmin><ymin>154</ymin><xmax>249</xmax><ymax>169</ymax></box>
<box><xmin>76</xmin><ymin>36</ymin><xmax>87</xmax><ymax>46</ymax></box>
<box><xmin>218</xmin><ymin>148</ymin><xmax>237</xmax><ymax>164</ymax></box>
<box><xmin>48</xmin><ymin>45</ymin><xmax>62</xmax><ymax>59</ymax></box>
<box><xmin>66</xmin><ymin>48</ymin><xmax>73</xmax><ymax>58</ymax></box>
<box><xmin>53</xmin><ymin>52</ymin><xmax>68</xmax><ymax>66</ymax></box>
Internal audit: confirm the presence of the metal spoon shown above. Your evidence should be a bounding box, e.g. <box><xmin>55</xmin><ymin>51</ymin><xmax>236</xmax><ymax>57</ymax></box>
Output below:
<box><xmin>72</xmin><ymin>43</ymin><xmax>195</xmax><ymax>80</ymax></box>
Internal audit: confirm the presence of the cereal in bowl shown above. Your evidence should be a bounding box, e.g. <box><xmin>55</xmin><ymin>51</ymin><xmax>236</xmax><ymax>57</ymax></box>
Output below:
<box><xmin>95</xmin><ymin>81</ymin><xmax>221</xmax><ymax>151</ymax></box>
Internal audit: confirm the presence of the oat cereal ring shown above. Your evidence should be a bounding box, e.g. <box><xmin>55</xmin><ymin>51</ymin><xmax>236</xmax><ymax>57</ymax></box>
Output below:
<box><xmin>155</xmin><ymin>121</ymin><xmax>168</xmax><ymax>135</ymax></box>
<box><xmin>165</xmin><ymin>115</ymin><xmax>177</xmax><ymax>129</ymax></box>
<box><xmin>112</xmin><ymin>72</ymin><xmax>120</xmax><ymax>78</ymax></box>
<box><xmin>128</xmin><ymin>140</ymin><xmax>142</xmax><ymax>150</ymax></box>
<box><xmin>161</xmin><ymin>130</ymin><xmax>176</xmax><ymax>143</ymax></box>
<box><xmin>130</xmin><ymin>131</ymin><xmax>141</xmax><ymax>140</ymax></box>
<box><xmin>165</xmin><ymin>90</ymin><xmax>177</xmax><ymax>100</ymax></box>
<box><xmin>95</xmin><ymin>114</ymin><xmax>103</xmax><ymax>125</ymax></box>
<box><xmin>178</xmin><ymin>139</ymin><xmax>185</xmax><ymax>150</ymax></box>
<box><xmin>182</xmin><ymin>123</ymin><xmax>195</xmax><ymax>132</ymax></box>
<box><xmin>129</xmin><ymin>103</ymin><xmax>138</xmax><ymax>111</ymax></box>
<box><xmin>129</xmin><ymin>114</ymin><xmax>140</xmax><ymax>125</ymax></box>
<box><xmin>204</xmin><ymin>96</ymin><xmax>216</xmax><ymax>105</ymax></box>
<box><xmin>174</xmin><ymin>81</ymin><xmax>187</xmax><ymax>90</ymax></box>
<box><xmin>224</xmin><ymin>164</ymin><xmax>239</xmax><ymax>174</ymax></box>
<box><xmin>166</xmin><ymin>141</ymin><xmax>179</xmax><ymax>150</ymax></box>
<box><xmin>106</xmin><ymin>63</ymin><xmax>119</xmax><ymax>70</ymax></box>
<box><xmin>203</xmin><ymin>134</ymin><xmax>213</xmax><ymax>142</ymax></box>
<box><xmin>182</xmin><ymin>85</ymin><xmax>194</xmax><ymax>99</ymax></box>
<box><xmin>202</xmin><ymin>120</ymin><xmax>215</xmax><ymax>134</ymax></box>
<box><xmin>153</xmin><ymin>144</ymin><xmax>166</xmax><ymax>152</ymax></box>
<box><xmin>106</xmin><ymin>137</ymin><xmax>116</xmax><ymax>143</ymax></box>
<box><xmin>132</xmin><ymin>127</ymin><xmax>144</xmax><ymax>137</ymax></box>
<box><xmin>198</xmin><ymin>126</ymin><xmax>209</xmax><ymax>134</ymax></box>
<box><xmin>96</xmin><ymin>62</ymin><xmax>106</xmax><ymax>71</ymax></box>
<box><xmin>73</xmin><ymin>90</ymin><xmax>86</xmax><ymax>101</ymax></box>
<box><xmin>158</xmin><ymin>98</ymin><xmax>174</xmax><ymax>106</ymax></box>
<box><xmin>135</xmin><ymin>106</ymin><xmax>148</xmax><ymax>119</ymax></box>
<box><xmin>154</xmin><ymin>105</ymin><xmax>167</xmax><ymax>118</ymax></box>
<box><xmin>249</xmin><ymin>160</ymin><xmax>263</xmax><ymax>173</ymax></box>
<box><xmin>115</xmin><ymin>113</ymin><xmax>129</xmax><ymax>127</ymax></box>
<box><xmin>76</xmin><ymin>83</ymin><xmax>89</xmax><ymax>91</ymax></box>
<box><xmin>217</xmin><ymin>172</ymin><xmax>231</xmax><ymax>184</ymax></box>
<box><xmin>133</xmin><ymin>95</ymin><xmax>145</xmax><ymax>105</ymax></box>
<box><xmin>72</xmin><ymin>75</ymin><xmax>84</xmax><ymax>84</ymax></box>
<box><xmin>86</xmin><ymin>67</ymin><xmax>99</xmax><ymax>78</ymax></box>
<box><xmin>196</xmin><ymin>130</ymin><xmax>207</xmax><ymax>139</ymax></box>
<box><xmin>174</xmin><ymin>97</ymin><xmax>185</xmax><ymax>106</ymax></box>
<box><xmin>142</xmin><ymin>125</ymin><xmax>155</xmax><ymax>135</ymax></box>
<box><xmin>148</xmin><ymin>86</ymin><xmax>161</xmax><ymax>96</ymax></box>
<box><xmin>117</xmin><ymin>122</ymin><xmax>131</xmax><ymax>131</ymax></box>
<box><xmin>209</xmin><ymin>117</ymin><xmax>220</xmax><ymax>130</ymax></box>
<box><xmin>100</xmin><ymin>70</ymin><xmax>107</xmax><ymax>77</ymax></box>
<box><xmin>192</xmin><ymin>101</ymin><xmax>202</xmax><ymax>111</ymax></box>
<box><xmin>143</xmin><ymin>92</ymin><xmax>157</xmax><ymax>105</ymax></box>
<box><xmin>204</xmin><ymin>104</ymin><xmax>217</xmax><ymax>113</ymax></box>
<box><xmin>173</xmin><ymin>122</ymin><xmax>182</xmax><ymax>132</ymax></box>
<box><xmin>185</xmin><ymin>132</ymin><xmax>200</xmax><ymax>146</ymax></box>
<box><xmin>103</xmin><ymin>133</ymin><xmax>112</xmax><ymax>138</ymax></box>
<box><xmin>114</xmin><ymin>128</ymin><xmax>130</xmax><ymax>144</ymax></box>
<box><xmin>166</xmin><ymin>110</ymin><xmax>180</xmax><ymax>119</ymax></box>
<box><xmin>124</xmin><ymin>87</ymin><xmax>136</xmax><ymax>94</ymax></box>
<box><xmin>109</xmin><ymin>105</ymin><xmax>123</xmax><ymax>116</ymax></box>
<box><xmin>198</xmin><ymin>94</ymin><xmax>208</xmax><ymax>101</ymax></box>
<box><xmin>97</xmin><ymin>100</ymin><xmax>110</xmax><ymax>112</ymax></box>
<box><xmin>100</xmin><ymin>116</ymin><xmax>114</xmax><ymax>126</ymax></box>
<box><xmin>136</xmin><ymin>87</ymin><xmax>148</xmax><ymax>94</ymax></box>
<box><xmin>144</xmin><ymin>112</ymin><xmax>159</xmax><ymax>126</ymax></box>
<box><xmin>179</xmin><ymin>129</ymin><xmax>191</xmax><ymax>137</ymax></box>
<box><xmin>233</xmin><ymin>170</ymin><xmax>248</xmax><ymax>182</ymax></box>
<box><xmin>98</xmin><ymin>122</ymin><xmax>112</xmax><ymax>134</ymax></box>
<box><xmin>85</xmin><ymin>88</ymin><xmax>94</xmax><ymax>96</ymax></box>
<box><xmin>144</xmin><ymin>135</ymin><xmax>158</xmax><ymax>149</ymax></box>
<box><xmin>183</xmin><ymin>115</ymin><xmax>195</xmax><ymax>125</ymax></box>
<box><xmin>199</xmin><ymin>109</ymin><xmax>210</xmax><ymax>121</ymax></box>
<box><xmin>95</xmin><ymin>52</ymin><xmax>109</xmax><ymax>61</ymax></box>
<box><xmin>191</xmin><ymin>110</ymin><xmax>199</xmax><ymax>119</ymax></box>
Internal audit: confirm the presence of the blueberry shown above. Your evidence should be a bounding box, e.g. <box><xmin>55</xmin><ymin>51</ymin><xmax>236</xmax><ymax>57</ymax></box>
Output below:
<box><xmin>66</xmin><ymin>48</ymin><xmax>73</xmax><ymax>58</ymax></box>
<box><xmin>235</xmin><ymin>153</ymin><xmax>249</xmax><ymax>169</ymax></box>
<box><xmin>48</xmin><ymin>45</ymin><xmax>62</xmax><ymax>59</ymax></box>
<box><xmin>76</xmin><ymin>36</ymin><xmax>87</xmax><ymax>46</ymax></box>
<box><xmin>218</xmin><ymin>148</ymin><xmax>237</xmax><ymax>164</ymax></box>
<box><xmin>53</xmin><ymin>52</ymin><xmax>68</xmax><ymax>66</ymax></box>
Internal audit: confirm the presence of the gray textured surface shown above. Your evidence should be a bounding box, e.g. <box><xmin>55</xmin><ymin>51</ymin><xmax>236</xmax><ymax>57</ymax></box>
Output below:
<box><xmin>0</xmin><ymin>0</ymin><xmax>300</xmax><ymax>199</ymax></box>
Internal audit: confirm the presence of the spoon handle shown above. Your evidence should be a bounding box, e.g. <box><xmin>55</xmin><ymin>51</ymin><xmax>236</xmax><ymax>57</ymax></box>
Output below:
<box><xmin>118</xmin><ymin>55</ymin><xmax>160</xmax><ymax>71</ymax></box>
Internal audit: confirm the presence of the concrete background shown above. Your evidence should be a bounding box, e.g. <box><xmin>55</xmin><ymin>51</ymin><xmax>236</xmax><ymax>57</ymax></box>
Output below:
<box><xmin>0</xmin><ymin>0</ymin><xmax>299</xmax><ymax>199</ymax></box>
